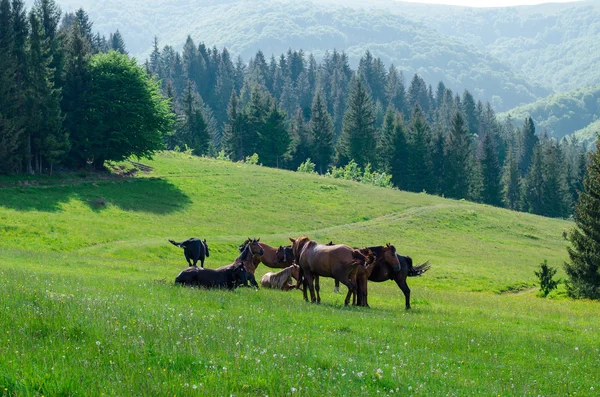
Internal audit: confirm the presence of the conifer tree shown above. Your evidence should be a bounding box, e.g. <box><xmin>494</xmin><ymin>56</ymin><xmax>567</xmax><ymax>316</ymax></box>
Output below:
<box><xmin>309</xmin><ymin>90</ymin><xmax>335</xmax><ymax>174</ymax></box>
<box><xmin>502</xmin><ymin>148</ymin><xmax>521</xmax><ymax>210</ymax></box>
<box><xmin>406</xmin><ymin>106</ymin><xmax>432</xmax><ymax>193</ymax></box>
<box><xmin>430</xmin><ymin>127</ymin><xmax>446</xmax><ymax>195</ymax></box>
<box><xmin>479</xmin><ymin>132</ymin><xmax>502</xmax><ymax>206</ymax></box>
<box><xmin>290</xmin><ymin>108</ymin><xmax>311</xmax><ymax>170</ymax></box>
<box><xmin>519</xmin><ymin>116</ymin><xmax>538</xmax><ymax>176</ymax></box>
<box><xmin>385</xmin><ymin>65</ymin><xmax>406</xmax><ymax>117</ymax></box>
<box><xmin>337</xmin><ymin>77</ymin><xmax>377</xmax><ymax>167</ymax></box>
<box><xmin>522</xmin><ymin>142</ymin><xmax>544</xmax><ymax>214</ymax></box>
<box><xmin>541</xmin><ymin>141</ymin><xmax>571</xmax><ymax>218</ymax></box>
<box><xmin>109</xmin><ymin>29</ymin><xmax>126</xmax><ymax>54</ymax></box>
<box><xmin>149</xmin><ymin>36</ymin><xmax>161</xmax><ymax>76</ymax></box>
<box><xmin>378</xmin><ymin>109</ymin><xmax>409</xmax><ymax>190</ymax></box>
<box><xmin>258</xmin><ymin>102</ymin><xmax>289</xmax><ymax>168</ymax></box>
<box><xmin>407</xmin><ymin>74</ymin><xmax>429</xmax><ymax>116</ymax></box>
<box><xmin>222</xmin><ymin>90</ymin><xmax>245</xmax><ymax>160</ymax></box>
<box><xmin>177</xmin><ymin>81</ymin><xmax>209</xmax><ymax>156</ymax></box>
<box><xmin>445</xmin><ymin>110</ymin><xmax>473</xmax><ymax>200</ymax></box>
<box><xmin>565</xmin><ymin>136</ymin><xmax>600</xmax><ymax>299</ymax></box>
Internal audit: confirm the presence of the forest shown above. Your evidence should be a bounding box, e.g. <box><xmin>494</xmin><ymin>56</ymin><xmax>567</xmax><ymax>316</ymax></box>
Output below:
<box><xmin>0</xmin><ymin>0</ymin><xmax>591</xmax><ymax>221</ymax></box>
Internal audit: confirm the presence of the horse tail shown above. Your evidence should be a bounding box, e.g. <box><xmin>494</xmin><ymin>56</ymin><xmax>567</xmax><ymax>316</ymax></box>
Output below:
<box><xmin>169</xmin><ymin>239</ymin><xmax>182</xmax><ymax>248</ymax></box>
<box><xmin>408</xmin><ymin>260</ymin><xmax>431</xmax><ymax>277</ymax></box>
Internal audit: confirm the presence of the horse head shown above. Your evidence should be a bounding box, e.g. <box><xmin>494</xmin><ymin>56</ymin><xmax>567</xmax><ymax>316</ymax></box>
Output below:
<box><xmin>275</xmin><ymin>245</ymin><xmax>294</xmax><ymax>264</ymax></box>
<box><xmin>247</xmin><ymin>237</ymin><xmax>264</xmax><ymax>257</ymax></box>
<box><xmin>290</xmin><ymin>264</ymin><xmax>301</xmax><ymax>282</ymax></box>
<box><xmin>233</xmin><ymin>262</ymin><xmax>248</xmax><ymax>287</ymax></box>
<box><xmin>384</xmin><ymin>244</ymin><xmax>401</xmax><ymax>271</ymax></box>
<box><xmin>289</xmin><ymin>236</ymin><xmax>310</xmax><ymax>260</ymax></box>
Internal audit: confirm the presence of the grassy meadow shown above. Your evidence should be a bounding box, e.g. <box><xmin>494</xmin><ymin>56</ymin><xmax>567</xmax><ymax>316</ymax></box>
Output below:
<box><xmin>0</xmin><ymin>152</ymin><xmax>598</xmax><ymax>396</ymax></box>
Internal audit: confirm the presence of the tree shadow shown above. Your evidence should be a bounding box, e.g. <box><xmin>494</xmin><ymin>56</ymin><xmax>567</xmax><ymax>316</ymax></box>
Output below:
<box><xmin>0</xmin><ymin>177</ymin><xmax>192</xmax><ymax>214</ymax></box>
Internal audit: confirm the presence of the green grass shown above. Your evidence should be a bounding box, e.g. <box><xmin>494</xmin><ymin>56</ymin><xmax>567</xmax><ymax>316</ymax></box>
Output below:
<box><xmin>1</xmin><ymin>152</ymin><xmax>598</xmax><ymax>396</ymax></box>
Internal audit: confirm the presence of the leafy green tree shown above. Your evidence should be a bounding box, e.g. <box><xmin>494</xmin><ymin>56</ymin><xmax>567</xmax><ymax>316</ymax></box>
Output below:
<box><xmin>309</xmin><ymin>90</ymin><xmax>335</xmax><ymax>174</ymax></box>
<box><xmin>479</xmin><ymin>132</ymin><xmax>503</xmax><ymax>206</ymax></box>
<box><xmin>83</xmin><ymin>51</ymin><xmax>172</xmax><ymax>169</ymax></box>
<box><xmin>337</xmin><ymin>77</ymin><xmax>377</xmax><ymax>167</ymax></box>
<box><xmin>565</xmin><ymin>136</ymin><xmax>600</xmax><ymax>299</ymax></box>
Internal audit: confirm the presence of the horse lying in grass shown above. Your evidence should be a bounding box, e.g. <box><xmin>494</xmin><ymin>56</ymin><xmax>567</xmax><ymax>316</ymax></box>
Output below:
<box><xmin>218</xmin><ymin>242</ymin><xmax>261</xmax><ymax>288</ymax></box>
<box><xmin>290</xmin><ymin>236</ymin><xmax>374</xmax><ymax>305</ymax></box>
<box><xmin>169</xmin><ymin>238</ymin><xmax>210</xmax><ymax>267</ymax></box>
<box><xmin>174</xmin><ymin>263</ymin><xmax>247</xmax><ymax>289</ymax></box>
<box><xmin>260</xmin><ymin>264</ymin><xmax>301</xmax><ymax>291</ymax></box>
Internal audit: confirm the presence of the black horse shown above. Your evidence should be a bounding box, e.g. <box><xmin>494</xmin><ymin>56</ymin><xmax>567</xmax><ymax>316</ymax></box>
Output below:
<box><xmin>217</xmin><ymin>243</ymin><xmax>260</xmax><ymax>288</ymax></box>
<box><xmin>174</xmin><ymin>263</ymin><xmax>248</xmax><ymax>289</ymax></box>
<box><xmin>169</xmin><ymin>238</ymin><xmax>210</xmax><ymax>267</ymax></box>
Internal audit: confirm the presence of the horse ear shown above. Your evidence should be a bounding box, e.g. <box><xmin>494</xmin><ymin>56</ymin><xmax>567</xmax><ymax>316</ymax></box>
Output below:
<box><xmin>257</xmin><ymin>237</ymin><xmax>260</xmax><ymax>242</ymax></box>
<box><xmin>203</xmin><ymin>239</ymin><xmax>206</xmax><ymax>243</ymax></box>
<box><xmin>289</xmin><ymin>237</ymin><xmax>296</xmax><ymax>243</ymax></box>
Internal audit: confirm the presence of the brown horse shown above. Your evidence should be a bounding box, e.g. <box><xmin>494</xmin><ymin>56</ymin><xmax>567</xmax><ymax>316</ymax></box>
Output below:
<box><xmin>345</xmin><ymin>245</ymin><xmax>401</xmax><ymax>307</ymax></box>
<box><xmin>217</xmin><ymin>243</ymin><xmax>262</xmax><ymax>288</ymax></box>
<box><xmin>290</xmin><ymin>236</ymin><xmax>366</xmax><ymax>305</ymax></box>
<box><xmin>260</xmin><ymin>264</ymin><xmax>301</xmax><ymax>291</ymax></box>
<box><xmin>274</xmin><ymin>245</ymin><xmax>295</xmax><ymax>267</ymax></box>
<box><xmin>238</xmin><ymin>238</ymin><xmax>289</xmax><ymax>270</ymax></box>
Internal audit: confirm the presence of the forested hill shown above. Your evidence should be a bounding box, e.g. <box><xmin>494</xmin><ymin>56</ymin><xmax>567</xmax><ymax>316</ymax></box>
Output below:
<box><xmin>37</xmin><ymin>0</ymin><xmax>548</xmax><ymax>111</ymax></box>
<box><xmin>498</xmin><ymin>85</ymin><xmax>600</xmax><ymax>141</ymax></box>
<box><xmin>404</xmin><ymin>1</ymin><xmax>600</xmax><ymax>94</ymax></box>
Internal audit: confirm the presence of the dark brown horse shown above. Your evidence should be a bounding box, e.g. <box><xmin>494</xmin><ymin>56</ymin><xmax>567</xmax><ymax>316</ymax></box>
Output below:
<box><xmin>290</xmin><ymin>236</ymin><xmax>366</xmax><ymax>305</ymax></box>
<box><xmin>274</xmin><ymin>245</ymin><xmax>295</xmax><ymax>267</ymax></box>
<box><xmin>169</xmin><ymin>238</ymin><xmax>210</xmax><ymax>267</ymax></box>
<box><xmin>238</xmin><ymin>238</ymin><xmax>289</xmax><ymax>271</ymax></box>
<box><xmin>217</xmin><ymin>243</ymin><xmax>261</xmax><ymax>288</ymax></box>
<box><xmin>174</xmin><ymin>263</ymin><xmax>247</xmax><ymax>289</ymax></box>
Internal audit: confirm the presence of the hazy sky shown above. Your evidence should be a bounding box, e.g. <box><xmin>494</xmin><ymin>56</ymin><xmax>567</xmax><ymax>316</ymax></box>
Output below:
<box><xmin>396</xmin><ymin>0</ymin><xmax>583</xmax><ymax>6</ymax></box>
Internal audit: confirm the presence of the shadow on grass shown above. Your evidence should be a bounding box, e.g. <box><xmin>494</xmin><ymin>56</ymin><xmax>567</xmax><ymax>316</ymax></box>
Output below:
<box><xmin>0</xmin><ymin>177</ymin><xmax>191</xmax><ymax>214</ymax></box>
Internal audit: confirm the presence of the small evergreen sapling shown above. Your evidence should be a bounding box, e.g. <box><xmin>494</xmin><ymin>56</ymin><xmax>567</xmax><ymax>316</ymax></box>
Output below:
<box><xmin>535</xmin><ymin>260</ymin><xmax>558</xmax><ymax>297</ymax></box>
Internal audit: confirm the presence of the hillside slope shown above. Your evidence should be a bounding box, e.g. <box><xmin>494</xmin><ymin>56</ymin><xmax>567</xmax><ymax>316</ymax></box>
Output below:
<box><xmin>498</xmin><ymin>84</ymin><xmax>600</xmax><ymax>140</ymax></box>
<box><xmin>2</xmin><ymin>152</ymin><xmax>598</xmax><ymax>396</ymax></box>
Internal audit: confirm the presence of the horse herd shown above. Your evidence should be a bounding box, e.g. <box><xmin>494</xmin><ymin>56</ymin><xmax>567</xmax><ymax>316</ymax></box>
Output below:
<box><xmin>169</xmin><ymin>237</ymin><xmax>430</xmax><ymax>309</ymax></box>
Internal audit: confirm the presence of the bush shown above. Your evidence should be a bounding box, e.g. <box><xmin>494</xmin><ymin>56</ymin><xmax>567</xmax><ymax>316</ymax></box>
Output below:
<box><xmin>535</xmin><ymin>260</ymin><xmax>559</xmax><ymax>297</ymax></box>
<box><xmin>327</xmin><ymin>161</ymin><xmax>393</xmax><ymax>188</ymax></box>
<box><xmin>297</xmin><ymin>159</ymin><xmax>317</xmax><ymax>174</ymax></box>
<box><xmin>216</xmin><ymin>150</ymin><xmax>231</xmax><ymax>161</ymax></box>
<box><xmin>245</xmin><ymin>153</ymin><xmax>259</xmax><ymax>165</ymax></box>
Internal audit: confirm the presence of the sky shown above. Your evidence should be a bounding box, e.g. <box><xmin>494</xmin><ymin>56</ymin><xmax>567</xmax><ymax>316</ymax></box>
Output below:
<box><xmin>394</xmin><ymin>0</ymin><xmax>583</xmax><ymax>7</ymax></box>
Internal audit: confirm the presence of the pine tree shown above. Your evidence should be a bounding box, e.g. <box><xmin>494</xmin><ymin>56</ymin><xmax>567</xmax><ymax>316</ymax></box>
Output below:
<box><xmin>378</xmin><ymin>109</ymin><xmax>409</xmax><ymax>190</ymax></box>
<box><xmin>541</xmin><ymin>140</ymin><xmax>571</xmax><ymax>218</ymax></box>
<box><xmin>289</xmin><ymin>108</ymin><xmax>311</xmax><ymax>170</ymax></box>
<box><xmin>406</xmin><ymin>106</ymin><xmax>432</xmax><ymax>193</ymax></box>
<box><xmin>244</xmin><ymin>85</ymin><xmax>269</xmax><ymax>157</ymax></box>
<box><xmin>445</xmin><ymin>110</ymin><xmax>473</xmax><ymax>200</ymax></box>
<box><xmin>385</xmin><ymin>65</ymin><xmax>406</xmax><ymax>117</ymax></box>
<box><xmin>522</xmin><ymin>142</ymin><xmax>544</xmax><ymax>214</ymax></box>
<box><xmin>222</xmin><ymin>90</ymin><xmax>244</xmax><ymax>160</ymax></box>
<box><xmin>337</xmin><ymin>77</ymin><xmax>377</xmax><ymax>168</ymax></box>
<box><xmin>309</xmin><ymin>90</ymin><xmax>335</xmax><ymax>174</ymax></box>
<box><xmin>63</xmin><ymin>19</ymin><xmax>92</xmax><ymax>168</ymax></box>
<box><xmin>109</xmin><ymin>29</ymin><xmax>127</xmax><ymax>54</ymax></box>
<box><xmin>149</xmin><ymin>36</ymin><xmax>161</xmax><ymax>75</ymax></box>
<box><xmin>502</xmin><ymin>148</ymin><xmax>521</xmax><ymax>210</ymax></box>
<box><xmin>430</xmin><ymin>127</ymin><xmax>446</xmax><ymax>195</ymax></box>
<box><xmin>407</xmin><ymin>74</ymin><xmax>429</xmax><ymax>116</ymax></box>
<box><xmin>462</xmin><ymin>90</ymin><xmax>478</xmax><ymax>136</ymax></box>
<box><xmin>177</xmin><ymin>81</ymin><xmax>209</xmax><ymax>156</ymax></box>
<box><xmin>258</xmin><ymin>102</ymin><xmax>289</xmax><ymax>168</ymax></box>
<box><xmin>564</xmin><ymin>136</ymin><xmax>600</xmax><ymax>299</ymax></box>
<box><xmin>519</xmin><ymin>116</ymin><xmax>538</xmax><ymax>176</ymax></box>
<box><xmin>479</xmin><ymin>132</ymin><xmax>502</xmax><ymax>206</ymax></box>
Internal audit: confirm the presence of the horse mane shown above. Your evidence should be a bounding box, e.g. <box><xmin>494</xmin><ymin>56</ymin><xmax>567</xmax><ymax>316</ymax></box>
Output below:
<box><xmin>268</xmin><ymin>265</ymin><xmax>296</xmax><ymax>289</ymax></box>
<box><xmin>236</xmin><ymin>244</ymin><xmax>253</xmax><ymax>265</ymax></box>
<box><xmin>238</xmin><ymin>238</ymin><xmax>251</xmax><ymax>252</ymax></box>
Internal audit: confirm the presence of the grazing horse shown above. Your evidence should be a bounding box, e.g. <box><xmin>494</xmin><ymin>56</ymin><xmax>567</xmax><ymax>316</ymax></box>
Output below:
<box><xmin>238</xmin><ymin>238</ymin><xmax>289</xmax><ymax>271</ymax></box>
<box><xmin>169</xmin><ymin>238</ymin><xmax>210</xmax><ymax>267</ymax></box>
<box><xmin>174</xmin><ymin>263</ymin><xmax>247</xmax><ymax>289</ymax></box>
<box><xmin>218</xmin><ymin>243</ymin><xmax>261</xmax><ymax>288</ymax></box>
<box><xmin>290</xmin><ymin>236</ymin><xmax>366</xmax><ymax>305</ymax></box>
<box><xmin>260</xmin><ymin>264</ymin><xmax>301</xmax><ymax>291</ymax></box>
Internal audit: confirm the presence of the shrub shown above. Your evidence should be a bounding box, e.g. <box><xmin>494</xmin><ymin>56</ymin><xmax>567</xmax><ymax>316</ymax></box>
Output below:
<box><xmin>297</xmin><ymin>159</ymin><xmax>317</xmax><ymax>174</ymax></box>
<box><xmin>245</xmin><ymin>153</ymin><xmax>259</xmax><ymax>165</ymax></box>
<box><xmin>535</xmin><ymin>260</ymin><xmax>558</xmax><ymax>297</ymax></box>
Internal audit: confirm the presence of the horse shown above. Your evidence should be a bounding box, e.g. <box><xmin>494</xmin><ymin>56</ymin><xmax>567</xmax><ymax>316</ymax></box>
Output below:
<box><xmin>331</xmin><ymin>245</ymin><xmax>430</xmax><ymax>309</ymax></box>
<box><xmin>260</xmin><ymin>264</ymin><xmax>301</xmax><ymax>291</ymax></box>
<box><xmin>218</xmin><ymin>243</ymin><xmax>261</xmax><ymax>288</ymax></box>
<box><xmin>174</xmin><ymin>263</ymin><xmax>247</xmax><ymax>289</ymax></box>
<box><xmin>274</xmin><ymin>245</ymin><xmax>295</xmax><ymax>267</ymax></box>
<box><xmin>290</xmin><ymin>236</ymin><xmax>366</xmax><ymax>305</ymax></box>
<box><xmin>169</xmin><ymin>238</ymin><xmax>210</xmax><ymax>267</ymax></box>
<box><xmin>238</xmin><ymin>238</ymin><xmax>289</xmax><ymax>271</ymax></box>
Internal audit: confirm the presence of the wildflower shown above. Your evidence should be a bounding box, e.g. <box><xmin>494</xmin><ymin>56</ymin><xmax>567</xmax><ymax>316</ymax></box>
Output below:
<box><xmin>290</xmin><ymin>387</ymin><xmax>297</xmax><ymax>393</ymax></box>
<box><xmin>95</xmin><ymin>341</ymin><xmax>101</xmax><ymax>346</ymax></box>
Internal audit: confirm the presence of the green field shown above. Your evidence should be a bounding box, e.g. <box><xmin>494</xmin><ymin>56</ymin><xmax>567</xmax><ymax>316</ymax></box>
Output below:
<box><xmin>0</xmin><ymin>152</ymin><xmax>598</xmax><ymax>396</ymax></box>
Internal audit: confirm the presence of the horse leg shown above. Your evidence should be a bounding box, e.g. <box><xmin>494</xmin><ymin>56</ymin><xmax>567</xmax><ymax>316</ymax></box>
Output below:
<box><xmin>333</xmin><ymin>270</ymin><xmax>356</xmax><ymax>307</ymax></box>
<box><xmin>395</xmin><ymin>276</ymin><xmax>411</xmax><ymax>309</ymax></box>
<box><xmin>314</xmin><ymin>275</ymin><xmax>321</xmax><ymax>303</ymax></box>
<box><xmin>303</xmin><ymin>270</ymin><xmax>317</xmax><ymax>303</ymax></box>
<box><xmin>200</xmin><ymin>256</ymin><xmax>204</xmax><ymax>268</ymax></box>
<box><xmin>184</xmin><ymin>251</ymin><xmax>193</xmax><ymax>267</ymax></box>
<box><xmin>334</xmin><ymin>279</ymin><xmax>340</xmax><ymax>293</ymax></box>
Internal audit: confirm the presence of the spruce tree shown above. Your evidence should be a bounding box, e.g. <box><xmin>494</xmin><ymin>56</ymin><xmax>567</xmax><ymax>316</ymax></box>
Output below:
<box><xmin>502</xmin><ymin>148</ymin><xmax>521</xmax><ymax>210</ymax></box>
<box><xmin>379</xmin><ymin>110</ymin><xmax>409</xmax><ymax>190</ymax></box>
<box><xmin>309</xmin><ymin>90</ymin><xmax>335</xmax><ymax>174</ymax></box>
<box><xmin>177</xmin><ymin>81</ymin><xmax>209</xmax><ymax>156</ymax></box>
<box><xmin>565</xmin><ymin>136</ymin><xmax>600</xmax><ymax>299</ymax></box>
<box><xmin>222</xmin><ymin>90</ymin><xmax>245</xmax><ymax>160</ymax></box>
<box><xmin>462</xmin><ymin>90</ymin><xmax>478</xmax><ymax>136</ymax></box>
<box><xmin>109</xmin><ymin>29</ymin><xmax>127</xmax><ymax>54</ymax></box>
<box><xmin>406</xmin><ymin>106</ymin><xmax>432</xmax><ymax>193</ymax></box>
<box><xmin>290</xmin><ymin>108</ymin><xmax>311</xmax><ymax>170</ymax></box>
<box><xmin>385</xmin><ymin>65</ymin><xmax>406</xmax><ymax>117</ymax></box>
<box><xmin>258</xmin><ymin>102</ymin><xmax>289</xmax><ymax>168</ymax></box>
<box><xmin>541</xmin><ymin>141</ymin><xmax>571</xmax><ymax>218</ymax></box>
<box><xmin>479</xmin><ymin>132</ymin><xmax>503</xmax><ymax>206</ymax></box>
<box><xmin>337</xmin><ymin>77</ymin><xmax>377</xmax><ymax>168</ymax></box>
<box><xmin>445</xmin><ymin>110</ymin><xmax>473</xmax><ymax>200</ymax></box>
<box><xmin>519</xmin><ymin>116</ymin><xmax>538</xmax><ymax>176</ymax></box>
<box><xmin>522</xmin><ymin>142</ymin><xmax>544</xmax><ymax>214</ymax></box>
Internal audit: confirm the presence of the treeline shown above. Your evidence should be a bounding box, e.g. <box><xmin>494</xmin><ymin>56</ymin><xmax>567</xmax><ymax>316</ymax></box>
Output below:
<box><xmin>0</xmin><ymin>0</ymin><xmax>168</xmax><ymax>174</ymax></box>
<box><xmin>149</xmin><ymin>36</ymin><xmax>587</xmax><ymax>219</ymax></box>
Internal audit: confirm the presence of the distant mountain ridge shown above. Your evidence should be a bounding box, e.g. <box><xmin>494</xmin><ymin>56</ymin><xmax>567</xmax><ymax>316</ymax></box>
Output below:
<box><xmin>39</xmin><ymin>0</ymin><xmax>550</xmax><ymax>111</ymax></box>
